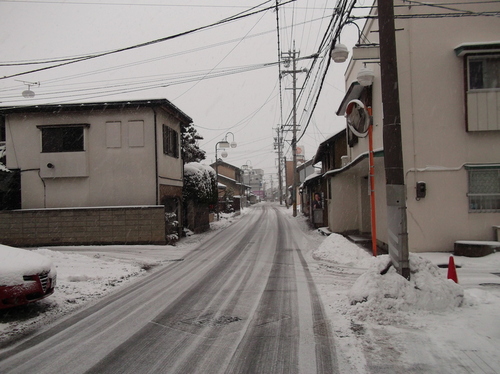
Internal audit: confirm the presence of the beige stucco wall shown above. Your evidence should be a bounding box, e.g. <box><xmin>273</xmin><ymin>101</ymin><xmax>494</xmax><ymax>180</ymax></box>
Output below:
<box><xmin>156</xmin><ymin>108</ymin><xmax>183</xmax><ymax>189</ymax></box>
<box><xmin>5</xmin><ymin>105</ymin><xmax>184</xmax><ymax>209</ymax></box>
<box><xmin>342</xmin><ymin>0</ymin><xmax>500</xmax><ymax>252</ymax></box>
<box><xmin>328</xmin><ymin>157</ymin><xmax>388</xmax><ymax>245</ymax></box>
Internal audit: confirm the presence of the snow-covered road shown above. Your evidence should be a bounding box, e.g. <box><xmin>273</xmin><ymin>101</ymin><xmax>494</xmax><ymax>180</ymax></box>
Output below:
<box><xmin>0</xmin><ymin>204</ymin><xmax>338</xmax><ymax>373</ymax></box>
<box><xmin>1</xmin><ymin>202</ymin><xmax>499</xmax><ymax>373</ymax></box>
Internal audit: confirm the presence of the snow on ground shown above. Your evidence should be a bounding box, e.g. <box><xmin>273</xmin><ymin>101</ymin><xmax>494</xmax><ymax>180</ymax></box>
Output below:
<box><xmin>1</xmin><ymin>204</ymin><xmax>499</xmax><ymax>373</ymax></box>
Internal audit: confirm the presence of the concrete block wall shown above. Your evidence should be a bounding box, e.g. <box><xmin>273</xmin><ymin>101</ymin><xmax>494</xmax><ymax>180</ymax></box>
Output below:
<box><xmin>0</xmin><ymin>206</ymin><xmax>166</xmax><ymax>247</ymax></box>
<box><xmin>185</xmin><ymin>201</ymin><xmax>210</xmax><ymax>234</ymax></box>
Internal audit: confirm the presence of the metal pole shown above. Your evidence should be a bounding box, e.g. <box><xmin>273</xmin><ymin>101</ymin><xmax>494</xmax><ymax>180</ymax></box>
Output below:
<box><xmin>368</xmin><ymin>121</ymin><xmax>377</xmax><ymax>257</ymax></box>
<box><xmin>378</xmin><ymin>0</ymin><xmax>410</xmax><ymax>279</ymax></box>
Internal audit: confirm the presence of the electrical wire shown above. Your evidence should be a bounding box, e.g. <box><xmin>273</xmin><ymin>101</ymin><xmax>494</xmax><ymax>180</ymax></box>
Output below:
<box><xmin>0</xmin><ymin>0</ymin><xmax>270</xmax><ymax>7</ymax></box>
<box><xmin>0</xmin><ymin>63</ymin><xmax>279</xmax><ymax>106</ymax></box>
<box><xmin>275</xmin><ymin>0</ymin><xmax>284</xmax><ymax>127</ymax></box>
<box><xmin>351</xmin><ymin>0</ymin><xmax>500</xmax><ymax>20</ymax></box>
<box><xmin>297</xmin><ymin>0</ymin><xmax>357</xmax><ymax>143</ymax></box>
<box><xmin>0</xmin><ymin>0</ymin><xmax>297</xmax><ymax>80</ymax></box>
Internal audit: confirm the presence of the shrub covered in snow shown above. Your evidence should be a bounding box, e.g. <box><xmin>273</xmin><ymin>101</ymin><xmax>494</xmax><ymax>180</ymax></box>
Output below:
<box><xmin>183</xmin><ymin>162</ymin><xmax>217</xmax><ymax>204</ymax></box>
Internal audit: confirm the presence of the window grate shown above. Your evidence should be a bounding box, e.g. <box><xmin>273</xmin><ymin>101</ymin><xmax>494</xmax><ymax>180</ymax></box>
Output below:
<box><xmin>468</xmin><ymin>169</ymin><xmax>500</xmax><ymax>212</ymax></box>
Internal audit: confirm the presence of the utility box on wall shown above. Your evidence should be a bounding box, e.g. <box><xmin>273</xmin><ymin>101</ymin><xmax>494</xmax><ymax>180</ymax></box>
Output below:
<box><xmin>416</xmin><ymin>181</ymin><xmax>426</xmax><ymax>199</ymax></box>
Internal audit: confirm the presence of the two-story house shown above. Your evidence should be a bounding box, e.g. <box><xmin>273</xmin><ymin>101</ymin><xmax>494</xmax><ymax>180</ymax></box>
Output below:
<box><xmin>210</xmin><ymin>160</ymin><xmax>245</xmax><ymax>213</ymax></box>
<box><xmin>0</xmin><ymin>98</ymin><xmax>192</xmax><ymax>246</ymax></box>
<box><xmin>330</xmin><ymin>0</ymin><xmax>500</xmax><ymax>253</ymax></box>
<box><xmin>302</xmin><ymin>130</ymin><xmax>347</xmax><ymax>228</ymax></box>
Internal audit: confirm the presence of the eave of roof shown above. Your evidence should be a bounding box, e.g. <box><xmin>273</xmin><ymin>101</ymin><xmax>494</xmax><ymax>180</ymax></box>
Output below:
<box><xmin>336</xmin><ymin>82</ymin><xmax>365</xmax><ymax>116</ymax></box>
<box><xmin>312</xmin><ymin>128</ymin><xmax>346</xmax><ymax>165</ymax></box>
<box><xmin>0</xmin><ymin>98</ymin><xmax>193</xmax><ymax>124</ymax></box>
<box><xmin>324</xmin><ymin>148</ymin><xmax>384</xmax><ymax>178</ymax></box>
<box><xmin>454</xmin><ymin>41</ymin><xmax>500</xmax><ymax>56</ymax></box>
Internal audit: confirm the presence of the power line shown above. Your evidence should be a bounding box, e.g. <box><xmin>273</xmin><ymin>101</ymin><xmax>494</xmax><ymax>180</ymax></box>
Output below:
<box><xmin>0</xmin><ymin>62</ymin><xmax>279</xmax><ymax>105</ymax></box>
<box><xmin>0</xmin><ymin>0</ymin><xmax>274</xmax><ymax>8</ymax></box>
<box><xmin>0</xmin><ymin>14</ymin><xmax>330</xmax><ymax>70</ymax></box>
<box><xmin>0</xmin><ymin>0</ymin><xmax>297</xmax><ymax>80</ymax></box>
<box><xmin>297</xmin><ymin>0</ymin><xmax>357</xmax><ymax>143</ymax></box>
<box><xmin>352</xmin><ymin>11</ymin><xmax>500</xmax><ymax>19</ymax></box>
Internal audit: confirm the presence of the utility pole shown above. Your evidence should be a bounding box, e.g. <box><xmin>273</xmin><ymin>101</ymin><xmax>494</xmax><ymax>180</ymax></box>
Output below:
<box><xmin>378</xmin><ymin>0</ymin><xmax>410</xmax><ymax>279</ymax></box>
<box><xmin>274</xmin><ymin>126</ymin><xmax>284</xmax><ymax>205</ymax></box>
<box><xmin>281</xmin><ymin>45</ymin><xmax>305</xmax><ymax>217</ymax></box>
<box><xmin>270</xmin><ymin>176</ymin><xmax>274</xmax><ymax>201</ymax></box>
<box><xmin>292</xmin><ymin>49</ymin><xmax>298</xmax><ymax>217</ymax></box>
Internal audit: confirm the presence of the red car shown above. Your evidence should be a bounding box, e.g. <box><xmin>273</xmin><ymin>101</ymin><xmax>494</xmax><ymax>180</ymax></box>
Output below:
<box><xmin>0</xmin><ymin>245</ymin><xmax>56</xmax><ymax>309</ymax></box>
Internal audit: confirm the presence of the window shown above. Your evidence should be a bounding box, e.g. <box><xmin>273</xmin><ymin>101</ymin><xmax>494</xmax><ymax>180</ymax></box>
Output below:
<box><xmin>468</xmin><ymin>167</ymin><xmax>500</xmax><ymax>212</ymax></box>
<box><xmin>163</xmin><ymin>124</ymin><xmax>178</xmax><ymax>158</ymax></box>
<box><xmin>39</xmin><ymin>125</ymin><xmax>87</xmax><ymax>153</ymax></box>
<box><xmin>468</xmin><ymin>54</ymin><xmax>500</xmax><ymax>90</ymax></box>
<box><xmin>0</xmin><ymin>116</ymin><xmax>5</xmax><ymax>143</ymax></box>
<box><xmin>461</xmin><ymin>53</ymin><xmax>500</xmax><ymax>131</ymax></box>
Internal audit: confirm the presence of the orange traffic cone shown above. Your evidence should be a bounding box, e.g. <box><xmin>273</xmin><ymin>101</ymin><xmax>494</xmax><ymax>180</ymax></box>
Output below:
<box><xmin>447</xmin><ymin>256</ymin><xmax>458</xmax><ymax>283</ymax></box>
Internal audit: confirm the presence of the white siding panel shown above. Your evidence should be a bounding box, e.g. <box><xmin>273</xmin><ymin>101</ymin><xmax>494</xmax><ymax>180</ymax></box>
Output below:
<box><xmin>128</xmin><ymin>120</ymin><xmax>144</xmax><ymax>147</ymax></box>
<box><xmin>467</xmin><ymin>91</ymin><xmax>500</xmax><ymax>131</ymax></box>
<box><xmin>467</xmin><ymin>92</ymin><xmax>478</xmax><ymax>131</ymax></box>
<box><xmin>106</xmin><ymin>121</ymin><xmax>121</xmax><ymax>148</ymax></box>
<box><xmin>477</xmin><ymin>92</ymin><xmax>489</xmax><ymax>131</ymax></box>
<box><xmin>487</xmin><ymin>91</ymin><xmax>498</xmax><ymax>130</ymax></box>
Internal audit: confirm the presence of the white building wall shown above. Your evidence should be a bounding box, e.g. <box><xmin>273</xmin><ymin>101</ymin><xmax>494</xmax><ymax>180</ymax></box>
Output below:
<box><xmin>342</xmin><ymin>0</ymin><xmax>500</xmax><ymax>252</ymax></box>
<box><xmin>5</xmin><ymin>107</ymin><xmax>161</xmax><ymax>208</ymax></box>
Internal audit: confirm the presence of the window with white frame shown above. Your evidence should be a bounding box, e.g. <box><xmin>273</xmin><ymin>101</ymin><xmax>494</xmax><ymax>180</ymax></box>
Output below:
<box><xmin>467</xmin><ymin>167</ymin><xmax>500</xmax><ymax>212</ymax></box>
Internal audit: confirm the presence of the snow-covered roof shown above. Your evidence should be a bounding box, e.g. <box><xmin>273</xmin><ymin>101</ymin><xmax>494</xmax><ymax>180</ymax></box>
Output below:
<box><xmin>323</xmin><ymin>148</ymin><xmax>384</xmax><ymax>178</ymax></box>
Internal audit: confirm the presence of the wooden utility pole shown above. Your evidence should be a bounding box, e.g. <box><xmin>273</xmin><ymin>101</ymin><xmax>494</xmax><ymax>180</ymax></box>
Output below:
<box><xmin>275</xmin><ymin>126</ymin><xmax>284</xmax><ymax>205</ymax></box>
<box><xmin>378</xmin><ymin>0</ymin><xmax>410</xmax><ymax>279</ymax></box>
<box><xmin>281</xmin><ymin>45</ymin><xmax>304</xmax><ymax>217</ymax></box>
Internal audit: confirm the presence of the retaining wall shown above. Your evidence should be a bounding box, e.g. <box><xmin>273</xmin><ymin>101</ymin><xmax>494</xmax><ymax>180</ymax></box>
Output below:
<box><xmin>0</xmin><ymin>206</ymin><xmax>166</xmax><ymax>247</ymax></box>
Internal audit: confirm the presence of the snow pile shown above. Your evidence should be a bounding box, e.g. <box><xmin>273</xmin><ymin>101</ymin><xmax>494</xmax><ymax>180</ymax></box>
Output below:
<box><xmin>349</xmin><ymin>254</ymin><xmax>464</xmax><ymax>324</ymax></box>
<box><xmin>313</xmin><ymin>233</ymin><xmax>375</xmax><ymax>268</ymax></box>
<box><xmin>313</xmin><ymin>234</ymin><xmax>464</xmax><ymax>325</ymax></box>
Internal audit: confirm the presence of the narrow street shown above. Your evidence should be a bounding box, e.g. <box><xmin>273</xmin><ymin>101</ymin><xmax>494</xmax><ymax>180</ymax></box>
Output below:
<box><xmin>0</xmin><ymin>204</ymin><xmax>339</xmax><ymax>374</ymax></box>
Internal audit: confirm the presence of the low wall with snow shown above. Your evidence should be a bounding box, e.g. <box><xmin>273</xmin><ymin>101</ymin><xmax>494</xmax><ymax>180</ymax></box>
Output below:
<box><xmin>0</xmin><ymin>206</ymin><xmax>166</xmax><ymax>247</ymax></box>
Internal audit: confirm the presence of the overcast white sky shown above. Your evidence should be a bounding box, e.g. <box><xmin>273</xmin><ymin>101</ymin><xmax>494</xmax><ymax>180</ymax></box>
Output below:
<box><xmin>0</xmin><ymin>0</ymin><xmax>364</xmax><ymax>181</ymax></box>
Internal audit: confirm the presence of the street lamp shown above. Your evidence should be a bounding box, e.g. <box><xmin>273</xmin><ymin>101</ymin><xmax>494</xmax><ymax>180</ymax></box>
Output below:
<box><xmin>215</xmin><ymin>132</ymin><xmax>237</xmax><ymax>220</ymax></box>
<box><xmin>330</xmin><ymin>43</ymin><xmax>349</xmax><ymax>63</ymax></box>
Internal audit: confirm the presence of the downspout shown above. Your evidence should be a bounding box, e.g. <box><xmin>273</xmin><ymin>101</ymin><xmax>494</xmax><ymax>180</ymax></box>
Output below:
<box><xmin>368</xmin><ymin>112</ymin><xmax>377</xmax><ymax>256</ymax></box>
<box><xmin>152</xmin><ymin>108</ymin><xmax>159</xmax><ymax>205</ymax></box>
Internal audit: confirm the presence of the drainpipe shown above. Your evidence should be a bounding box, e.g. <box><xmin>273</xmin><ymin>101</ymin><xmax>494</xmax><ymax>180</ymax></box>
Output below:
<box><xmin>368</xmin><ymin>110</ymin><xmax>377</xmax><ymax>256</ymax></box>
<box><xmin>152</xmin><ymin>109</ymin><xmax>159</xmax><ymax>204</ymax></box>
